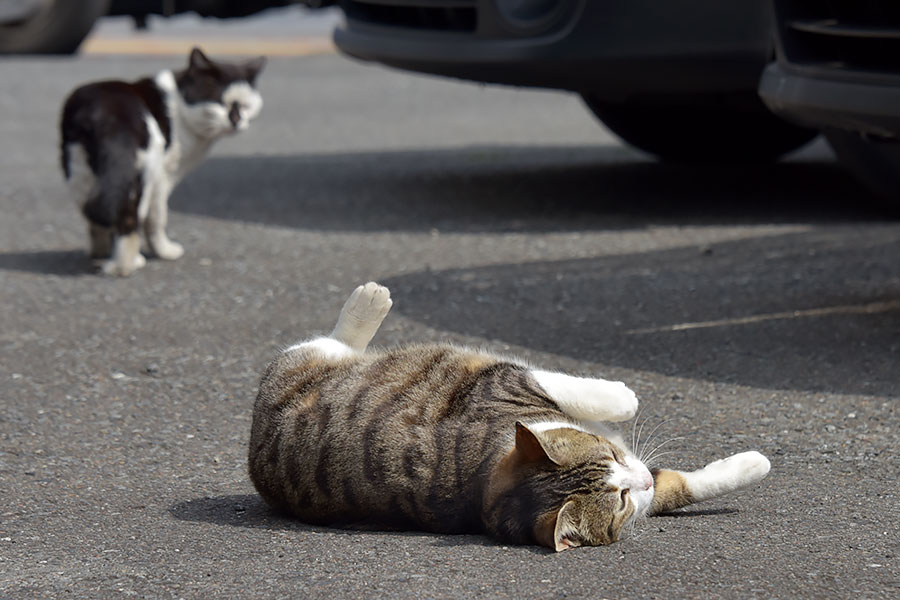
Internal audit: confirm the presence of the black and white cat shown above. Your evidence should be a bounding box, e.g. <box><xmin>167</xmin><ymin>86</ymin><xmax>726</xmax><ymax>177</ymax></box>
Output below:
<box><xmin>60</xmin><ymin>48</ymin><xmax>265</xmax><ymax>276</ymax></box>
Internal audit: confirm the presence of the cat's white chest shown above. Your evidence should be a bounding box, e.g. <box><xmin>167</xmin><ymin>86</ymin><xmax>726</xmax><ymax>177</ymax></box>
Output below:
<box><xmin>163</xmin><ymin>126</ymin><xmax>212</xmax><ymax>183</ymax></box>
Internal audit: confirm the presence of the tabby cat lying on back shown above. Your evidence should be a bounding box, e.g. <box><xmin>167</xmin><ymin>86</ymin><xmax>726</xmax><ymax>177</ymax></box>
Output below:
<box><xmin>248</xmin><ymin>283</ymin><xmax>771</xmax><ymax>551</ymax></box>
<box><xmin>60</xmin><ymin>48</ymin><xmax>264</xmax><ymax>276</ymax></box>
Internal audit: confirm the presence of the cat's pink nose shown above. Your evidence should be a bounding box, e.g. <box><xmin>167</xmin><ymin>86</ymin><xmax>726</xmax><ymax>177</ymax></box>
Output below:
<box><xmin>642</xmin><ymin>472</ymin><xmax>653</xmax><ymax>490</ymax></box>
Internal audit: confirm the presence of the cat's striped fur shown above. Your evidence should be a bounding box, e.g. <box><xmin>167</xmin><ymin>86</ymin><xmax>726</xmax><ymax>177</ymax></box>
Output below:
<box><xmin>248</xmin><ymin>283</ymin><xmax>771</xmax><ymax>550</ymax></box>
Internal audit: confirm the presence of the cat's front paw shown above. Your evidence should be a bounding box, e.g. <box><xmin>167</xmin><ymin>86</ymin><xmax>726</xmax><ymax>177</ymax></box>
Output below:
<box><xmin>153</xmin><ymin>240</ymin><xmax>184</xmax><ymax>261</ymax></box>
<box><xmin>100</xmin><ymin>253</ymin><xmax>146</xmax><ymax>277</ymax></box>
<box><xmin>701</xmin><ymin>451</ymin><xmax>771</xmax><ymax>492</ymax></box>
<box><xmin>530</xmin><ymin>371</ymin><xmax>639</xmax><ymax>422</ymax></box>
<box><xmin>597</xmin><ymin>381</ymin><xmax>639</xmax><ymax>422</ymax></box>
<box><xmin>709</xmin><ymin>451</ymin><xmax>771</xmax><ymax>484</ymax></box>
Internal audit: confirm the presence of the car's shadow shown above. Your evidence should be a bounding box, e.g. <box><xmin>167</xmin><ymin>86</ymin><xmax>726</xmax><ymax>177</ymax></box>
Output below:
<box><xmin>171</xmin><ymin>144</ymin><xmax>891</xmax><ymax>233</ymax></box>
<box><xmin>379</xmin><ymin>226</ymin><xmax>900</xmax><ymax>396</ymax></box>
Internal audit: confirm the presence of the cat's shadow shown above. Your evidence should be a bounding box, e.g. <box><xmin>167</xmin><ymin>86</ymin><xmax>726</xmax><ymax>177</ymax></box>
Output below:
<box><xmin>0</xmin><ymin>249</ymin><xmax>93</xmax><ymax>276</ymax></box>
<box><xmin>169</xmin><ymin>494</ymin><xmax>505</xmax><ymax>550</ymax></box>
<box><xmin>170</xmin><ymin>494</ymin><xmax>736</xmax><ymax>553</ymax></box>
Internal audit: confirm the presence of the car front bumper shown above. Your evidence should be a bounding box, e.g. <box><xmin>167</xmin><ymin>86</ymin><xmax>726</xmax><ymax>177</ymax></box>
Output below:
<box><xmin>334</xmin><ymin>0</ymin><xmax>775</xmax><ymax>102</ymax></box>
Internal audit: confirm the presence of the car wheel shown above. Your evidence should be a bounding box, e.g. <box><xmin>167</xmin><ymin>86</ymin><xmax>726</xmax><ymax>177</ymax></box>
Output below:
<box><xmin>581</xmin><ymin>92</ymin><xmax>818</xmax><ymax>163</ymax></box>
<box><xmin>826</xmin><ymin>130</ymin><xmax>900</xmax><ymax>206</ymax></box>
<box><xmin>0</xmin><ymin>0</ymin><xmax>109</xmax><ymax>54</ymax></box>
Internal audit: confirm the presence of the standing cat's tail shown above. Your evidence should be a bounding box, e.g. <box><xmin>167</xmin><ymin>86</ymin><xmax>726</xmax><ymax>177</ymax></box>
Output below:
<box><xmin>649</xmin><ymin>451</ymin><xmax>771</xmax><ymax>515</ymax></box>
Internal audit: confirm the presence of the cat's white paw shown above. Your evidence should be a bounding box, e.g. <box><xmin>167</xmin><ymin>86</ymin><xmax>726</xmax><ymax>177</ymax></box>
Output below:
<box><xmin>331</xmin><ymin>282</ymin><xmax>393</xmax><ymax>351</ymax></box>
<box><xmin>153</xmin><ymin>239</ymin><xmax>184</xmax><ymax>261</ymax></box>
<box><xmin>530</xmin><ymin>371</ymin><xmax>638</xmax><ymax>422</ymax></box>
<box><xmin>705</xmin><ymin>451</ymin><xmax>771</xmax><ymax>485</ymax></box>
<box><xmin>593</xmin><ymin>380</ymin><xmax>639</xmax><ymax>422</ymax></box>
<box><xmin>100</xmin><ymin>252</ymin><xmax>146</xmax><ymax>277</ymax></box>
<box><xmin>342</xmin><ymin>282</ymin><xmax>393</xmax><ymax>323</ymax></box>
<box><xmin>686</xmin><ymin>451</ymin><xmax>771</xmax><ymax>501</ymax></box>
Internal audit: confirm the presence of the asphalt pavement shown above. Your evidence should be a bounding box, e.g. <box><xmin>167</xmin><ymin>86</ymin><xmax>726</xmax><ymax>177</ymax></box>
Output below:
<box><xmin>1</xmin><ymin>16</ymin><xmax>898</xmax><ymax>599</ymax></box>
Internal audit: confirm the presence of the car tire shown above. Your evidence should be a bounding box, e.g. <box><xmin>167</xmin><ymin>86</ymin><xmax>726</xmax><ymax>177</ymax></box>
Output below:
<box><xmin>826</xmin><ymin>130</ymin><xmax>900</xmax><ymax>206</ymax></box>
<box><xmin>0</xmin><ymin>0</ymin><xmax>109</xmax><ymax>54</ymax></box>
<box><xmin>582</xmin><ymin>92</ymin><xmax>818</xmax><ymax>163</ymax></box>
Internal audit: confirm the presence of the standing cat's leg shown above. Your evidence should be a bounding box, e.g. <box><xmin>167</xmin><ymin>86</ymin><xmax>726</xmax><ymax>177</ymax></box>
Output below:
<box><xmin>649</xmin><ymin>451</ymin><xmax>771</xmax><ymax>514</ymax></box>
<box><xmin>102</xmin><ymin>231</ymin><xmax>146</xmax><ymax>277</ymax></box>
<box><xmin>329</xmin><ymin>282</ymin><xmax>393</xmax><ymax>352</ymax></box>
<box><xmin>89</xmin><ymin>223</ymin><xmax>114</xmax><ymax>259</ymax></box>
<box><xmin>93</xmin><ymin>173</ymin><xmax>146</xmax><ymax>277</ymax></box>
<box><xmin>144</xmin><ymin>176</ymin><xmax>184</xmax><ymax>261</ymax></box>
<box><xmin>529</xmin><ymin>370</ymin><xmax>638</xmax><ymax>422</ymax></box>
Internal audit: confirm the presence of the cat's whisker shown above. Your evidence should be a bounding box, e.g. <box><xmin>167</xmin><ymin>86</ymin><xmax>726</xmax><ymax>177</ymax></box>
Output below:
<box><xmin>630</xmin><ymin>410</ymin><xmax>646</xmax><ymax>456</ymax></box>
<box><xmin>636</xmin><ymin>418</ymin><xmax>673</xmax><ymax>461</ymax></box>
<box><xmin>640</xmin><ymin>441</ymin><xmax>680</xmax><ymax>466</ymax></box>
<box><xmin>642</xmin><ymin>450</ymin><xmax>679</xmax><ymax>470</ymax></box>
<box><xmin>641</xmin><ymin>437</ymin><xmax>685</xmax><ymax>465</ymax></box>
<box><xmin>633</xmin><ymin>414</ymin><xmax>651</xmax><ymax>458</ymax></box>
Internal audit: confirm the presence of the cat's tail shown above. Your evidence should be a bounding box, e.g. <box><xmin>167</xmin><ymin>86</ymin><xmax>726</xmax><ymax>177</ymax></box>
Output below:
<box><xmin>648</xmin><ymin>451</ymin><xmax>771</xmax><ymax>515</ymax></box>
<box><xmin>329</xmin><ymin>282</ymin><xmax>393</xmax><ymax>353</ymax></box>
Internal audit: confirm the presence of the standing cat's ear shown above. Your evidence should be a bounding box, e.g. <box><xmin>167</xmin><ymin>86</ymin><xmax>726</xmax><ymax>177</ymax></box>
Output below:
<box><xmin>514</xmin><ymin>422</ymin><xmax>558</xmax><ymax>465</ymax></box>
<box><xmin>534</xmin><ymin>500</ymin><xmax>583</xmax><ymax>552</ymax></box>
<box><xmin>188</xmin><ymin>47</ymin><xmax>214</xmax><ymax>71</ymax></box>
<box><xmin>244</xmin><ymin>56</ymin><xmax>267</xmax><ymax>86</ymax></box>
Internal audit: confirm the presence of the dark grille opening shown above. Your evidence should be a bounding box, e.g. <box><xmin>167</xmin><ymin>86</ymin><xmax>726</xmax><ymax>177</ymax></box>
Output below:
<box><xmin>777</xmin><ymin>0</ymin><xmax>900</xmax><ymax>75</ymax></box>
<box><xmin>341</xmin><ymin>1</ymin><xmax>477</xmax><ymax>33</ymax></box>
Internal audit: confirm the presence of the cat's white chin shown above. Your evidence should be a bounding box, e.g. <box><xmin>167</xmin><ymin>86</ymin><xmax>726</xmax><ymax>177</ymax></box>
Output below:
<box><xmin>631</xmin><ymin>486</ymin><xmax>655</xmax><ymax>518</ymax></box>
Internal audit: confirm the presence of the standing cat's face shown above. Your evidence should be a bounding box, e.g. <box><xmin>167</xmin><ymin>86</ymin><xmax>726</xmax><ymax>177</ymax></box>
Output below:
<box><xmin>488</xmin><ymin>423</ymin><xmax>654</xmax><ymax>552</ymax></box>
<box><xmin>175</xmin><ymin>47</ymin><xmax>265</xmax><ymax>138</ymax></box>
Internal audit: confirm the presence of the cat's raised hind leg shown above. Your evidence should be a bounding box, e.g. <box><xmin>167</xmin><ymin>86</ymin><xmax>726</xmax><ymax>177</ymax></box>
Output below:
<box><xmin>649</xmin><ymin>451</ymin><xmax>771</xmax><ymax>515</ymax></box>
<box><xmin>330</xmin><ymin>282</ymin><xmax>393</xmax><ymax>352</ymax></box>
<box><xmin>530</xmin><ymin>369</ymin><xmax>638</xmax><ymax>422</ymax></box>
<box><xmin>282</xmin><ymin>283</ymin><xmax>391</xmax><ymax>359</ymax></box>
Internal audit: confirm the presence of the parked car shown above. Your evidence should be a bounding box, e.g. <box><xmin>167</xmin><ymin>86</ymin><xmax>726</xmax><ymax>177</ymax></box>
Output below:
<box><xmin>0</xmin><ymin>0</ymin><xmax>323</xmax><ymax>54</ymax></box>
<box><xmin>332</xmin><ymin>0</ymin><xmax>817</xmax><ymax>163</ymax></box>
<box><xmin>758</xmin><ymin>0</ymin><xmax>900</xmax><ymax>201</ymax></box>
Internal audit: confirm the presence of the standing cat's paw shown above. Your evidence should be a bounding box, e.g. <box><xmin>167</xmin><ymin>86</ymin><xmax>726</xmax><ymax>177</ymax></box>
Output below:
<box><xmin>100</xmin><ymin>252</ymin><xmax>146</xmax><ymax>277</ymax></box>
<box><xmin>152</xmin><ymin>240</ymin><xmax>184</xmax><ymax>261</ymax></box>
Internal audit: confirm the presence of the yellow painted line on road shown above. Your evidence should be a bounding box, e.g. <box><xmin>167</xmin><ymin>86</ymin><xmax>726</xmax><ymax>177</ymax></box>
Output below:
<box><xmin>82</xmin><ymin>36</ymin><xmax>335</xmax><ymax>57</ymax></box>
<box><xmin>625</xmin><ymin>299</ymin><xmax>900</xmax><ymax>334</ymax></box>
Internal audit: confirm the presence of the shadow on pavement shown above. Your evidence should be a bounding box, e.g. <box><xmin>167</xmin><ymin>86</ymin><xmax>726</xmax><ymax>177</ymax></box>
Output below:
<box><xmin>654</xmin><ymin>508</ymin><xmax>740</xmax><ymax>519</ymax></box>
<box><xmin>0</xmin><ymin>249</ymin><xmax>93</xmax><ymax>276</ymax></box>
<box><xmin>172</xmin><ymin>145</ymin><xmax>892</xmax><ymax>233</ymax></box>
<box><xmin>169</xmin><ymin>494</ymin><xmax>491</xmax><ymax>547</ymax></box>
<box><xmin>380</xmin><ymin>227</ymin><xmax>900</xmax><ymax>396</ymax></box>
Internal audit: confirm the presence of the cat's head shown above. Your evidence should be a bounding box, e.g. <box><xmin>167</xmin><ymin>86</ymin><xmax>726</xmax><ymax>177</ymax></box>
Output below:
<box><xmin>486</xmin><ymin>422</ymin><xmax>654</xmax><ymax>552</ymax></box>
<box><xmin>175</xmin><ymin>47</ymin><xmax>266</xmax><ymax>138</ymax></box>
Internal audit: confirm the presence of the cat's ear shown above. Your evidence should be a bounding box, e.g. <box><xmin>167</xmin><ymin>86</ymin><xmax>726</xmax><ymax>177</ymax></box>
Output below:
<box><xmin>514</xmin><ymin>422</ymin><xmax>558</xmax><ymax>465</ymax></box>
<box><xmin>534</xmin><ymin>500</ymin><xmax>583</xmax><ymax>552</ymax></box>
<box><xmin>244</xmin><ymin>56</ymin><xmax>266</xmax><ymax>86</ymax></box>
<box><xmin>188</xmin><ymin>47</ymin><xmax>214</xmax><ymax>71</ymax></box>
